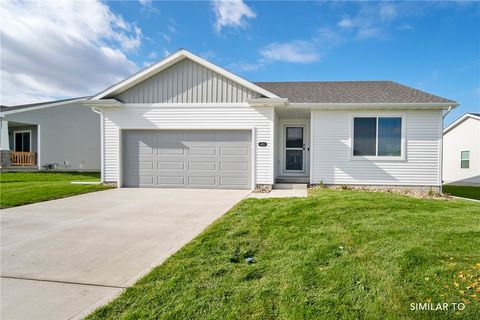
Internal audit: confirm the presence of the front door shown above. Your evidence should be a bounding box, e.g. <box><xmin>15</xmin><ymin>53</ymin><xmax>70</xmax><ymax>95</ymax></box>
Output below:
<box><xmin>284</xmin><ymin>126</ymin><xmax>306</xmax><ymax>174</ymax></box>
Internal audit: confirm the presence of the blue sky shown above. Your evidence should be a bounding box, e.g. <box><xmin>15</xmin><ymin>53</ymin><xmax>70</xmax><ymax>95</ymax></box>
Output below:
<box><xmin>1</xmin><ymin>1</ymin><xmax>479</xmax><ymax>125</ymax></box>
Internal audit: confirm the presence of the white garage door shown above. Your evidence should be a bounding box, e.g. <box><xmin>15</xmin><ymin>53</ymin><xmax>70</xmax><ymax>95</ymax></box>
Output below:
<box><xmin>122</xmin><ymin>130</ymin><xmax>252</xmax><ymax>189</ymax></box>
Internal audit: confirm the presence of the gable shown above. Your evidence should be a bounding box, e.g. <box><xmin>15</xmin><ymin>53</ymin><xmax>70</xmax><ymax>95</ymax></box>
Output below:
<box><xmin>115</xmin><ymin>58</ymin><xmax>261</xmax><ymax>104</ymax></box>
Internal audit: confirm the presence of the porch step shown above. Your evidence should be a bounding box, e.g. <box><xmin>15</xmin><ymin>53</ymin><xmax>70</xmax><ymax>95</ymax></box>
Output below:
<box><xmin>273</xmin><ymin>183</ymin><xmax>308</xmax><ymax>190</ymax></box>
<box><xmin>275</xmin><ymin>176</ymin><xmax>309</xmax><ymax>184</ymax></box>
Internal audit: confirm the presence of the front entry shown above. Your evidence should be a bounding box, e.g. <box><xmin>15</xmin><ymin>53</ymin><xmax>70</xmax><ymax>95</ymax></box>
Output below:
<box><xmin>282</xmin><ymin>124</ymin><xmax>309</xmax><ymax>176</ymax></box>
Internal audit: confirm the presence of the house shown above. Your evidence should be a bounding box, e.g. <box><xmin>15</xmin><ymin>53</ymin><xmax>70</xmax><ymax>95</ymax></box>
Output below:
<box><xmin>0</xmin><ymin>98</ymin><xmax>100</xmax><ymax>170</ymax></box>
<box><xmin>442</xmin><ymin>113</ymin><xmax>480</xmax><ymax>186</ymax></box>
<box><xmin>82</xmin><ymin>49</ymin><xmax>457</xmax><ymax>191</ymax></box>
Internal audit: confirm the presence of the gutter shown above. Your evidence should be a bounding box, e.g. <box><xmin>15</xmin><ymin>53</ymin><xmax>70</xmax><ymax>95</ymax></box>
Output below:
<box><xmin>442</xmin><ymin>105</ymin><xmax>453</xmax><ymax>119</ymax></box>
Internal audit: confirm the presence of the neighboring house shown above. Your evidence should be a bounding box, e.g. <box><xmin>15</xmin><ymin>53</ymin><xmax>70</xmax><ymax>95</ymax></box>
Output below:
<box><xmin>82</xmin><ymin>49</ymin><xmax>458</xmax><ymax>191</ymax></box>
<box><xmin>442</xmin><ymin>113</ymin><xmax>480</xmax><ymax>186</ymax></box>
<box><xmin>0</xmin><ymin>98</ymin><xmax>100</xmax><ymax>171</ymax></box>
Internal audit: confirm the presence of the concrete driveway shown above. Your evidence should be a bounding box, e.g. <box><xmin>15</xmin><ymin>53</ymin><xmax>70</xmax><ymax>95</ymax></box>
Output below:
<box><xmin>1</xmin><ymin>188</ymin><xmax>249</xmax><ymax>320</ymax></box>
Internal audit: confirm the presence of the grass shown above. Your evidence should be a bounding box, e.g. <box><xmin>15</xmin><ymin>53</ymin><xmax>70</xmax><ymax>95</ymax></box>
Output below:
<box><xmin>88</xmin><ymin>189</ymin><xmax>480</xmax><ymax>320</ymax></box>
<box><xmin>443</xmin><ymin>185</ymin><xmax>480</xmax><ymax>200</ymax></box>
<box><xmin>0</xmin><ymin>171</ymin><xmax>111</xmax><ymax>209</ymax></box>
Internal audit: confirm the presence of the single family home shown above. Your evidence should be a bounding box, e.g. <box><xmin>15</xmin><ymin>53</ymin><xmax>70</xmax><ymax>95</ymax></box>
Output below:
<box><xmin>0</xmin><ymin>98</ymin><xmax>100</xmax><ymax>171</ymax></box>
<box><xmin>442</xmin><ymin>113</ymin><xmax>480</xmax><ymax>186</ymax></box>
<box><xmin>82</xmin><ymin>49</ymin><xmax>458</xmax><ymax>191</ymax></box>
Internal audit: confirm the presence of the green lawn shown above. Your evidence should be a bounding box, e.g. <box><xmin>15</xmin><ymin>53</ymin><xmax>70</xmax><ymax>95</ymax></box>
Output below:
<box><xmin>443</xmin><ymin>185</ymin><xmax>480</xmax><ymax>200</ymax></box>
<box><xmin>88</xmin><ymin>189</ymin><xmax>480</xmax><ymax>320</ymax></box>
<box><xmin>0</xmin><ymin>171</ymin><xmax>111</xmax><ymax>209</ymax></box>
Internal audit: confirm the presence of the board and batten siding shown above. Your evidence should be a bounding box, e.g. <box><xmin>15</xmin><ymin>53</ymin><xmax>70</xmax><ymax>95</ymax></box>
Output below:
<box><xmin>115</xmin><ymin>58</ymin><xmax>260</xmax><ymax>104</ymax></box>
<box><xmin>102</xmin><ymin>105</ymin><xmax>274</xmax><ymax>186</ymax></box>
<box><xmin>311</xmin><ymin>109</ymin><xmax>443</xmax><ymax>187</ymax></box>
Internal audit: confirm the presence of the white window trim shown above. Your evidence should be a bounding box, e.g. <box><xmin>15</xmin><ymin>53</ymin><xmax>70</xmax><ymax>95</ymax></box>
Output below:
<box><xmin>12</xmin><ymin>129</ymin><xmax>32</xmax><ymax>153</ymax></box>
<box><xmin>349</xmin><ymin>114</ymin><xmax>406</xmax><ymax>161</ymax></box>
<box><xmin>460</xmin><ymin>150</ymin><xmax>470</xmax><ymax>169</ymax></box>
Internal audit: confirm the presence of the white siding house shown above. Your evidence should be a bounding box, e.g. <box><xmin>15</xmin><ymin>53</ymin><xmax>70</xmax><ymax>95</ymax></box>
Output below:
<box><xmin>81</xmin><ymin>49</ymin><xmax>458</xmax><ymax>191</ymax></box>
<box><xmin>443</xmin><ymin>113</ymin><xmax>480</xmax><ymax>186</ymax></box>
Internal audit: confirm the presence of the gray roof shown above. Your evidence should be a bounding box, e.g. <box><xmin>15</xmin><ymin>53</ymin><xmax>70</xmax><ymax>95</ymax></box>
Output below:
<box><xmin>468</xmin><ymin>112</ymin><xmax>480</xmax><ymax>117</ymax></box>
<box><xmin>0</xmin><ymin>96</ymin><xmax>89</xmax><ymax>112</ymax></box>
<box><xmin>254</xmin><ymin>81</ymin><xmax>457</xmax><ymax>104</ymax></box>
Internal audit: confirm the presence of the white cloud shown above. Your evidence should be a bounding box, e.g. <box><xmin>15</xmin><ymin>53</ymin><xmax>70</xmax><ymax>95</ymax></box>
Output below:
<box><xmin>335</xmin><ymin>2</ymin><xmax>402</xmax><ymax>40</ymax></box>
<box><xmin>0</xmin><ymin>0</ymin><xmax>140</xmax><ymax>105</ymax></box>
<box><xmin>161</xmin><ymin>33</ymin><xmax>171</xmax><ymax>43</ymax></box>
<box><xmin>338</xmin><ymin>17</ymin><xmax>354</xmax><ymax>28</ymax></box>
<box><xmin>139</xmin><ymin>0</ymin><xmax>151</xmax><ymax>5</ymax></box>
<box><xmin>211</xmin><ymin>0</ymin><xmax>256</xmax><ymax>32</ymax></box>
<box><xmin>260</xmin><ymin>41</ymin><xmax>320</xmax><ymax>64</ymax></box>
<box><xmin>148</xmin><ymin>52</ymin><xmax>158</xmax><ymax>59</ymax></box>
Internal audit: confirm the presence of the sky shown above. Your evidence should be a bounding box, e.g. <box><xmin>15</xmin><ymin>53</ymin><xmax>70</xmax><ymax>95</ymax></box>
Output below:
<box><xmin>1</xmin><ymin>0</ymin><xmax>479</xmax><ymax>125</ymax></box>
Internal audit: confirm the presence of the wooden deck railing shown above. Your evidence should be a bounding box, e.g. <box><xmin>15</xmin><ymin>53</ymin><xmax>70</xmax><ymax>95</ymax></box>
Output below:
<box><xmin>10</xmin><ymin>152</ymin><xmax>37</xmax><ymax>166</ymax></box>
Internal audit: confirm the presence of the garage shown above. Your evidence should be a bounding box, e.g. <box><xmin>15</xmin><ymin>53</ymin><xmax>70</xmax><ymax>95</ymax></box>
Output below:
<box><xmin>122</xmin><ymin>130</ymin><xmax>252</xmax><ymax>189</ymax></box>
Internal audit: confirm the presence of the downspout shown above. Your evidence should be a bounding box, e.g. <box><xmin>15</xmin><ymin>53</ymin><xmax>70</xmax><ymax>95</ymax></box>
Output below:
<box><xmin>439</xmin><ymin>105</ymin><xmax>453</xmax><ymax>193</ymax></box>
<box><xmin>91</xmin><ymin>107</ymin><xmax>104</xmax><ymax>183</ymax></box>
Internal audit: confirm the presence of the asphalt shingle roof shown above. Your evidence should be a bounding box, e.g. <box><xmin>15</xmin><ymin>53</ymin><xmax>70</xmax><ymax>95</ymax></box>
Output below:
<box><xmin>0</xmin><ymin>97</ymin><xmax>89</xmax><ymax>112</ymax></box>
<box><xmin>254</xmin><ymin>81</ymin><xmax>457</xmax><ymax>104</ymax></box>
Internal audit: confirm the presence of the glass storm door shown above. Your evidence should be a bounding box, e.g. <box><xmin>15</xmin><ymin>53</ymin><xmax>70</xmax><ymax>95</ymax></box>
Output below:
<box><xmin>284</xmin><ymin>126</ymin><xmax>305</xmax><ymax>173</ymax></box>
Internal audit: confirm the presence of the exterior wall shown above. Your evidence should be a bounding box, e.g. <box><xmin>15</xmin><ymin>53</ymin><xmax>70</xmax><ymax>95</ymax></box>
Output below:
<box><xmin>4</xmin><ymin>103</ymin><xmax>100</xmax><ymax>170</ymax></box>
<box><xmin>102</xmin><ymin>105</ymin><xmax>274</xmax><ymax>186</ymax></box>
<box><xmin>8</xmin><ymin>125</ymin><xmax>38</xmax><ymax>154</ymax></box>
<box><xmin>116</xmin><ymin>58</ymin><xmax>260</xmax><ymax>103</ymax></box>
<box><xmin>443</xmin><ymin>117</ymin><xmax>480</xmax><ymax>185</ymax></box>
<box><xmin>311</xmin><ymin>109</ymin><xmax>443</xmax><ymax>187</ymax></box>
<box><xmin>273</xmin><ymin>112</ymin><xmax>279</xmax><ymax>178</ymax></box>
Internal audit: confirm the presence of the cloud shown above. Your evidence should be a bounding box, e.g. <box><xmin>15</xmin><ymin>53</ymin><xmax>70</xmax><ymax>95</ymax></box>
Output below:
<box><xmin>138</xmin><ymin>0</ymin><xmax>159</xmax><ymax>14</ymax></box>
<box><xmin>0</xmin><ymin>0</ymin><xmax>140</xmax><ymax>105</ymax></box>
<box><xmin>335</xmin><ymin>2</ymin><xmax>402</xmax><ymax>40</ymax></box>
<box><xmin>338</xmin><ymin>17</ymin><xmax>354</xmax><ymax>28</ymax></box>
<box><xmin>211</xmin><ymin>0</ymin><xmax>256</xmax><ymax>32</ymax></box>
<box><xmin>148</xmin><ymin>52</ymin><xmax>158</xmax><ymax>59</ymax></box>
<box><xmin>260</xmin><ymin>41</ymin><xmax>320</xmax><ymax>63</ymax></box>
<box><xmin>229</xmin><ymin>27</ymin><xmax>343</xmax><ymax>73</ymax></box>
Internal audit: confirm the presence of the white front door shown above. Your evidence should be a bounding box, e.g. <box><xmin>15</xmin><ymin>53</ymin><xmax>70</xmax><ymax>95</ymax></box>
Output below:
<box><xmin>283</xmin><ymin>125</ymin><xmax>308</xmax><ymax>175</ymax></box>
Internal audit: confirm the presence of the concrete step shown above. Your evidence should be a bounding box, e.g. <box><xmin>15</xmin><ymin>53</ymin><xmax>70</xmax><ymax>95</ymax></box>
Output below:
<box><xmin>275</xmin><ymin>176</ymin><xmax>309</xmax><ymax>183</ymax></box>
<box><xmin>273</xmin><ymin>183</ymin><xmax>308</xmax><ymax>190</ymax></box>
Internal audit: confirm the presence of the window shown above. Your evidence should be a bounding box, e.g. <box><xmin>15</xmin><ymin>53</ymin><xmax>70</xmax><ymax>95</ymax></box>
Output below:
<box><xmin>14</xmin><ymin>131</ymin><xmax>31</xmax><ymax>152</ymax></box>
<box><xmin>353</xmin><ymin>117</ymin><xmax>402</xmax><ymax>157</ymax></box>
<box><xmin>461</xmin><ymin>151</ymin><xmax>470</xmax><ymax>169</ymax></box>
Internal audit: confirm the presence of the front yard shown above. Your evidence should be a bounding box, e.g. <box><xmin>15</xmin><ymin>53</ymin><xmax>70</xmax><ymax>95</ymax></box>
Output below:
<box><xmin>88</xmin><ymin>189</ymin><xmax>480</xmax><ymax>320</ymax></box>
<box><xmin>0</xmin><ymin>172</ymin><xmax>111</xmax><ymax>209</ymax></box>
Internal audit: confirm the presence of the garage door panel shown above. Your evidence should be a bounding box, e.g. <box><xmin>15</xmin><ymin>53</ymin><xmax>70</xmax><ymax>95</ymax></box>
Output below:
<box><xmin>188</xmin><ymin>176</ymin><xmax>216</xmax><ymax>186</ymax></box>
<box><xmin>220</xmin><ymin>177</ymin><xmax>248</xmax><ymax>186</ymax></box>
<box><xmin>188</xmin><ymin>147</ymin><xmax>216</xmax><ymax>156</ymax></box>
<box><xmin>189</xmin><ymin>162</ymin><xmax>216</xmax><ymax>171</ymax></box>
<box><xmin>123</xmin><ymin>130</ymin><xmax>251</xmax><ymax>189</ymax></box>
<box><xmin>220</xmin><ymin>162</ymin><xmax>248</xmax><ymax>171</ymax></box>
<box><xmin>157</xmin><ymin>176</ymin><xmax>185</xmax><ymax>185</ymax></box>
<box><xmin>157</xmin><ymin>161</ymin><xmax>185</xmax><ymax>170</ymax></box>
<box><xmin>220</xmin><ymin>147</ymin><xmax>249</xmax><ymax>156</ymax></box>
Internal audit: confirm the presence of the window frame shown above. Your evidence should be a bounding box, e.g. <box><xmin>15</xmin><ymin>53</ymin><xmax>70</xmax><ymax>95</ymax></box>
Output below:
<box><xmin>460</xmin><ymin>150</ymin><xmax>470</xmax><ymax>169</ymax></box>
<box><xmin>350</xmin><ymin>114</ymin><xmax>406</xmax><ymax>161</ymax></box>
<box><xmin>13</xmin><ymin>130</ymin><xmax>32</xmax><ymax>152</ymax></box>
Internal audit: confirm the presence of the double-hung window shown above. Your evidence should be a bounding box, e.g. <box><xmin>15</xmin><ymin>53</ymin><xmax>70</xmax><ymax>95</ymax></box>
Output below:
<box><xmin>353</xmin><ymin>116</ymin><xmax>403</xmax><ymax>158</ymax></box>
<box><xmin>460</xmin><ymin>151</ymin><xmax>470</xmax><ymax>169</ymax></box>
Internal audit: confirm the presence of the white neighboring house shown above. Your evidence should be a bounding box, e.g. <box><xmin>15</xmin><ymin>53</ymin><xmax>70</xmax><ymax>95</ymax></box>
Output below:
<box><xmin>81</xmin><ymin>49</ymin><xmax>458</xmax><ymax>192</ymax></box>
<box><xmin>0</xmin><ymin>98</ymin><xmax>100</xmax><ymax>171</ymax></box>
<box><xmin>442</xmin><ymin>113</ymin><xmax>480</xmax><ymax>186</ymax></box>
